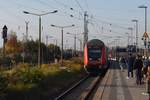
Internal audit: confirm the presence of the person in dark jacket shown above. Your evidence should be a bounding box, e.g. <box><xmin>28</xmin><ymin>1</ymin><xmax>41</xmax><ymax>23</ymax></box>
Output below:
<box><xmin>126</xmin><ymin>54</ymin><xmax>135</xmax><ymax>79</ymax></box>
<box><xmin>134</xmin><ymin>55</ymin><xmax>143</xmax><ymax>85</ymax></box>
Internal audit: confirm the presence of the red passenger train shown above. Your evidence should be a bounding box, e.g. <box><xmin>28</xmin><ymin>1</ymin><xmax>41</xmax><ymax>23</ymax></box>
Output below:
<box><xmin>84</xmin><ymin>39</ymin><xmax>108</xmax><ymax>74</ymax></box>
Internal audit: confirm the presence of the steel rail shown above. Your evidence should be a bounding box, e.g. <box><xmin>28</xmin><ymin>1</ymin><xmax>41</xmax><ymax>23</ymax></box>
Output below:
<box><xmin>55</xmin><ymin>75</ymin><xmax>89</xmax><ymax>100</ymax></box>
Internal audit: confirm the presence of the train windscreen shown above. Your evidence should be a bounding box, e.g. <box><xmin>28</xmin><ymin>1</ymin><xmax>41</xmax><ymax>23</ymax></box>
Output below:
<box><xmin>88</xmin><ymin>49</ymin><xmax>101</xmax><ymax>60</ymax></box>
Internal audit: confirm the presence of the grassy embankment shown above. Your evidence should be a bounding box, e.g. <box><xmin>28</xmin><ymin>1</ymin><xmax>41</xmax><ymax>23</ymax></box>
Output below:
<box><xmin>0</xmin><ymin>58</ymin><xmax>86</xmax><ymax>100</ymax></box>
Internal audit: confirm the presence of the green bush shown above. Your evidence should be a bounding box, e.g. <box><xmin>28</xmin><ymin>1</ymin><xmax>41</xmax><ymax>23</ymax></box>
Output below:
<box><xmin>8</xmin><ymin>64</ymin><xmax>44</xmax><ymax>85</ymax></box>
<box><xmin>19</xmin><ymin>68</ymin><xmax>44</xmax><ymax>84</ymax></box>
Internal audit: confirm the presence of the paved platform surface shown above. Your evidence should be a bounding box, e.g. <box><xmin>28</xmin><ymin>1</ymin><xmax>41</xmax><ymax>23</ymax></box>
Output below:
<box><xmin>93</xmin><ymin>61</ymin><xmax>149</xmax><ymax>100</ymax></box>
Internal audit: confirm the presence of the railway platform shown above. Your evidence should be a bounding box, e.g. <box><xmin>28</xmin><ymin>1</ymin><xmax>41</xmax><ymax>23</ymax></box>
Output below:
<box><xmin>93</xmin><ymin>61</ymin><xmax>149</xmax><ymax>100</ymax></box>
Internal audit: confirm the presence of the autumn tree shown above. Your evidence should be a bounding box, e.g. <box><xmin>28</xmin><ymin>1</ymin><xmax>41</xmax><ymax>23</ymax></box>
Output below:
<box><xmin>5</xmin><ymin>31</ymin><xmax>22</xmax><ymax>55</ymax></box>
<box><xmin>4</xmin><ymin>31</ymin><xmax>22</xmax><ymax>64</ymax></box>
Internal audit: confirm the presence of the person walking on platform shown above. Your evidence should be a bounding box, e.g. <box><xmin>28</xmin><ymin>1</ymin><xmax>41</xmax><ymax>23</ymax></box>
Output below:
<box><xmin>119</xmin><ymin>56</ymin><xmax>126</xmax><ymax>71</ymax></box>
<box><xmin>119</xmin><ymin>57</ymin><xmax>123</xmax><ymax>71</ymax></box>
<box><xmin>133</xmin><ymin>55</ymin><xmax>143</xmax><ymax>85</ymax></box>
<box><xmin>126</xmin><ymin>54</ymin><xmax>135</xmax><ymax>79</ymax></box>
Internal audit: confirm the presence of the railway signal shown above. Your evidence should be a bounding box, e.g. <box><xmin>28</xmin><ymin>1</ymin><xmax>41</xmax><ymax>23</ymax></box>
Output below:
<box><xmin>2</xmin><ymin>25</ymin><xmax>7</xmax><ymax>42</ymax></box>
<box><xmin>2</xmin><ymin>25</ymin><xmax>8</xmax><ymax>57</ymax></box>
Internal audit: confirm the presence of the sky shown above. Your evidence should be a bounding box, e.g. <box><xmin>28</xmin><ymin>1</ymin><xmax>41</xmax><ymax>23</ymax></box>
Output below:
<box><xmin>0</xmin><ymin>0</ymin><xmax>149</xmax><ymax>49</ymax></box>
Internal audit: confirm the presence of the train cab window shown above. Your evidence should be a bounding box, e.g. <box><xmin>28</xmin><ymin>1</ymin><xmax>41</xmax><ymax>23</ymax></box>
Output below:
<box><xmin>88</xmin><ymin>49</ymin><xmax>101</xmax><ymax>59</ymax></box>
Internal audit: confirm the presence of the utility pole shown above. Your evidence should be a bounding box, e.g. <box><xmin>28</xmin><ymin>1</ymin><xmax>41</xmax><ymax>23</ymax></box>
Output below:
<box><xmin>25</xmin><ymin>21</ymin><xmax>29</xmax><ymax>41</ymax></box>
<box><xmin>128</xmin><ymin>27</ymin><xmax>133</xmax><ymax>45</ymax></box>
<box><xmin>67</xmin><ymin>32</ymin><xmax>82</xmax><ymax>56</ymax></box>
<box><xmin>61</xmin><ymin>28</ymin><xmax>63</xmax><ymax>64</ymax></box>
<box><xmin>74</xmin><ymin>34</ymin><xmax>76</xmax><ymax>56</ymax></box>
<box><xmin>132</xmin><ymin>19</ymin><xmax>138</xmax><ymax>53</ymax></box>
<box><xmin>54</xmin><ymin>39</ymin><xmax>56</xmax><ymax>61</ymax></box>
<box><xmin>125</xmin><ymin>33</ymin><xmax>130</xmax><ymax>46</ymax></box>
<box><xmin>22</xmin><ymin>33</ymin><xmax>25</xmax><ymax>64</ymax></box>
<box><xmin>77</xmin><ymin>38</ymin><xmax>82</xmax><ymax>58</ymax></box>
<box><xmin>83</xmin><ymin>11</ymin><xmax>88</xmax><ymax>48</ymax></box>
<box><xmin>46</xmin><ymin>35</ymin><xmax>48</xmax><ymax>46</ymax></box>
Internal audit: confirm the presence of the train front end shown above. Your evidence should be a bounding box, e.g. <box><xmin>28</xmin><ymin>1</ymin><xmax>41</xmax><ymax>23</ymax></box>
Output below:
<box><xmin>84</xmin><ymin>39</ymin><xmax>106</xmax><ymax>74</ymax></box>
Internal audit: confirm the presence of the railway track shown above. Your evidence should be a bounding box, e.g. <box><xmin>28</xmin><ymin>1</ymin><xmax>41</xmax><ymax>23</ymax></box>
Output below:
<box><xmin>54</xmin><ymin>70</ymin><xmax>107</xmax><ymax>100</ymax></box>
<box><xmin>55</xmin><ymin>75</ymin><xmax>90</xmax><ymax>100</ymax></box>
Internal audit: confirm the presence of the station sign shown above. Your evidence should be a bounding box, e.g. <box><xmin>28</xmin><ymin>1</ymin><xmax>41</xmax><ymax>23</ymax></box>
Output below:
<box><xmin>143</xmin><ymin>32</ymin><xmax>149</xmax><ymax>38</ymax></box>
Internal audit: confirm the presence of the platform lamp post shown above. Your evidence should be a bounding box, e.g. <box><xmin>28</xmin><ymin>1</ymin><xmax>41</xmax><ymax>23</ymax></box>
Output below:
<box><xmin>77</xmin><ymin>38</ymin><xmax>82</xmax><ymax>58</ymax></box>
<box><xmin>138</xmin><ymin>5</ymin><xmax>148</xmax><ymax>57</ymax></box>
<box><xmin>23</xmin><ymin>10</ymin><xmax>58</xmax><ymax>67</ymax></box>
<box><xmin>67</xmin><ymin>33</ymin><xmax>76</xmax><ymax>56</ymax></box>
<box><xmin>2</xmin><ymin>25</ymin><xmax>8</xmax><ymax>57</ymax></box>
<box><xmin>138</xmin><ymin>5</ymin><xmax>147</xmax><ymax>35</ymax></box>
<box><xmin>125</xmin><ymin>33</ymin><xmax>130</xmax><ymax>55</ymax></box>
<box><xmin>125</xmin><ymin>33</ymin><xmax>129</xmax><ymax>46</ymax></box>
<box><xmin>51</xmin><ymin>24</ymin><xmax>75</xmax><ymax>66</ymax></box>
<box><xmin>128</xmin><ymin>27</ymin><xmax>133</xmax><ymax>45</ymax></box>
<box><xmin>45</xmin><ymin>35</ymin><xmax>53</xmax><ymax>63</ymax></box>
<box><xmin>132</xmin><ymin>19</ymin><xmax>138</xmax><ymax>54</ymax></box>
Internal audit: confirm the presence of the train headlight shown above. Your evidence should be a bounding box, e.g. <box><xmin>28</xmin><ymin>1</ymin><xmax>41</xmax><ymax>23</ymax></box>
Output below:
<box><xmin>98</xmin><ymin>58</ymin><xmax>101</xmax><ymax>61</ymax></box>
<box><xmin>89</xmin><ymin>58</ymin><xmax>92</xmax><ymax>60</ymax></box>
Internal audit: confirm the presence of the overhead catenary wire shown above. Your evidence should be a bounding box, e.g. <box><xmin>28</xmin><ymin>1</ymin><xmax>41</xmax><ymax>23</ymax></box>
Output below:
<box><xmin>88</xmin><ymin>19</ymin><xmax>128</xmax><ymax>42</ymax></box>
<box><xmin>91</xmin><ymin>17</ymin><xmax>129</xmax><ymax>30</ymax></box>
<box><xmin>84</xmin><ymin>0</ymin><xmax>90</xmax><ymax>12</ymax></box>
<box><xmin>90</xmin><ymin>21</ymin><xmax>128</xmax><ymax>44</ymax></box>
<box><xmin>29</xmin><ymin>0</ymin><xmax>86</xmax><ymax>32</ymax></box>
<box><xmin>88</xmin><ymin>21</ymin><xmax>129</xmax><ymax>41</ymax></box>
<box><xmin>84</xmin><ymin>0</ymin><xmax>93</xmax><ymax>18</ymax></box>
<box><xmin>51</xmin><ymin>0</ymin><xmax>88</xmax><ymax>21</ymax></box>
<box><xmin>51</xmin><ymin>0</ymin><xmax>84</xmax><ymax>18</ymax></box>
<box><xmin>12</xmin><ymin>0</ymin><xmax>85</xmax><ymax>26</ymax></box>
<box><xmin>35</xmin><ymin>0</ymin><xmax>83</xmax><ymax>22</ymax></box>
<box><xmin>89</xmin><ymin>17</ymin><xmax>132</xmax><ymax>39</ymax></box>
<box><xmin>52</xmin><ymin>0</ymin><xmax>75</xmax><ymax>11</ymax></box>
<box><xmin>89</xmin><ymin>21</ymin><xmax>101</xmax><ymax>34</ymax></box>
<box><xmin>74</xmin><ymin>0</ymin><xmax>84</xmax><ymax>12</ymax></box>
